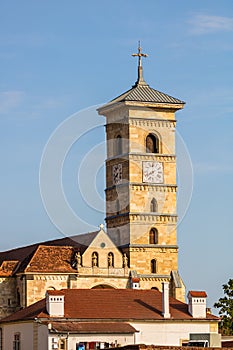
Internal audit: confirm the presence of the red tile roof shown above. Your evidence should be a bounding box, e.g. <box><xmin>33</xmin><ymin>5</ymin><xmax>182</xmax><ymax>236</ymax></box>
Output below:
<box><xmin>0</xmin><ymin>260</ymin><xmax>19</xmax><ymax>276</ymax></box>
<box><xmin>50</xmin><ymin>321</ymin><xmax>137</xmax><ymax>334</ymax></box>
<box><xmin>25</xmin><ymin>245</ymin><xmax>75</xmax><ymax>273</ymax></box>
<box><xmin>1</xmin><ymin>289</ymin><xmax>218</xmax><ymax>323</ymax></box>
<box><xmin>0</xmin><ymin>231</ymin><xmax>98</xmax><ymax>275</ymax></box>
<box><xmin>188</xmin><ymin>291</ymin><xmax>207</xmax><ymax>298</ymax></box>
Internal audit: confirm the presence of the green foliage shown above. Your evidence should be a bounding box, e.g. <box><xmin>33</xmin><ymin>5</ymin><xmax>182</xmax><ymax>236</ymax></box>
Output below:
<box><xmin>214</xmin><ymin>279</ymin><xmax>233</xmax><ymax>335</ymax></box>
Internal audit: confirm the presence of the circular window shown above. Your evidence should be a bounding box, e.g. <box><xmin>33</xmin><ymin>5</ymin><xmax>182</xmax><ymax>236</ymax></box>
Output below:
<box><xmin>100</xmin><ymin>242</ymin><xmax>106</xmax><ymax>248</ymax></box>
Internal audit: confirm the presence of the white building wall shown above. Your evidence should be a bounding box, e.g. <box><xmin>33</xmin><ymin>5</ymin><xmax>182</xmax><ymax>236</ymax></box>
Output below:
<box><xmin>130</xmin><ymin>321</ymin><xmax>212</xmax><ymax>346</ymax></box>
<box><xmin>2</xmin><ymin>322</ymin><xmax>34</xmax><ymax>350</ymax></box>
<box><xmin>38</xmin><ymin>324</ymin><xmax>49</xmax><ymax>350</ymax></box>
<box><xmin>48</xmin><ymin>333</ymin><xmax>134</xmax><ymax>350</ymax></box>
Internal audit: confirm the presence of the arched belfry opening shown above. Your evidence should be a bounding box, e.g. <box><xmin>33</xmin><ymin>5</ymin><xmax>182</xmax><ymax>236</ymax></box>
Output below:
<box><xmin>146</xmin><ymin>134</ymin><xmax>159</xmax><ymax>153</ymax></box>
<box><xmin>150</xmin><ymin>198</ymin><xmax>158</xmax><ymax>212</ymax></box>
<box><xmin>116</xmin><ymin>135</ymin><xmax>122</xmax><ymax>155</ymax></box>
<box><xmin>149</xmin><ymin>228</ymin><xmax>158</xmax><ymax>244</ymax></box>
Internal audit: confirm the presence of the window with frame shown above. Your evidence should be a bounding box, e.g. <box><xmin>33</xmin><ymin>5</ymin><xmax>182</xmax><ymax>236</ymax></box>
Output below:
<box><xmin>146</xmin><ymin>134</ymin><xmax>159</xmax><ymax>153</ymax></box>
<box><xmin>13</xmin><ymin>332</ymin><xmax>20</xmax><ymax>350</ymax></box>
<box><xmin>150</xmin><ymin>198</ymin><xmax>158</xmax><ymax>212</ymax></box>
<box><xmin>151</xmin><ymin>259</ymin><xmax>157</xmax><ymax>273</ymax></box>
<box><xmin>116</xmin><ymin>135</ymin><xmax>122</xmax><ymax>155</ymax></box>
<box><xmin>116</xmin><ymin>199</ymin><xmax>120</xmax><ymax>215</ymax></box>
<box><xmin>59</xmin><ymin>338</ymin><xmax>66</xmax><ymax>350</ymax></box>
<box><xmin>149</xmin><ymin>228</ymin><xmax>158</xmax><ymax>244</ymax></box>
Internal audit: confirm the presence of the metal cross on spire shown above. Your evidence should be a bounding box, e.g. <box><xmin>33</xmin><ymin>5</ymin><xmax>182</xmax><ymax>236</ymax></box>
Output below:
<box><xmin>132</xmin><ymin>41</ymin><xmax>148</xmax><ymax>86</ymax></box>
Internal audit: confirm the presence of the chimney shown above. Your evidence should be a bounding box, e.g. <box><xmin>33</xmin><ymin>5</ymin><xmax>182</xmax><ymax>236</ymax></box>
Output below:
<box><xmin>46</xmin><ymin>291</ymin><xmax>64</xmax><ymax>317</ymax></box>
<box><xmin>162</xmin><ymin>282</ymin><xmax>170</xmax><ymax>318</ymax></box>
<box><xmin>187</xmin><ymin>291</ymin><xmax>207</xmax><ymax>318</ymax></box>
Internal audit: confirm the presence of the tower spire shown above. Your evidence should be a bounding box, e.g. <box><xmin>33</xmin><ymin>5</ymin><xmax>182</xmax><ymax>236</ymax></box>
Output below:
<box><xmin>132</xmin><ymin>41</ymin><xmax>148</xmax><ymax>86</ymax></box>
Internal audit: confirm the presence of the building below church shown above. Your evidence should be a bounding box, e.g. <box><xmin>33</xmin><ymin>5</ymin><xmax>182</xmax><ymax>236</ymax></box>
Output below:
<box><xmin>0</xmin><ymin>286</ymin><xmax>220</xmax><ymax>349</ymax></box>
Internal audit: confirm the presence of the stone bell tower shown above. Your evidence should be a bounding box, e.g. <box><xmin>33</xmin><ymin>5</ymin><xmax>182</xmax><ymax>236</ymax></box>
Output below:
<box><xmin>98</xmin><ymin>44</ymin><xmax>186</xmax><ymax>301</ymax></box>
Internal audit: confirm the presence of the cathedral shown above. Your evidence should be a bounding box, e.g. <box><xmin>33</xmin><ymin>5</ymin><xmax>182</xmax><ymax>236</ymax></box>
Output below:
<box><xmin>0</xmin><ymin>45</ymin><xmax>186</xmax><ymax>319</ymax></box>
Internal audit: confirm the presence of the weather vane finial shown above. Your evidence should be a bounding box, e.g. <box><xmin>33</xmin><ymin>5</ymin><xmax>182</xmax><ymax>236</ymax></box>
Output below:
<box><xmin>132</xmin><ymin>41</ymin><xmax>148</xmax><ymax>86</ymax></box>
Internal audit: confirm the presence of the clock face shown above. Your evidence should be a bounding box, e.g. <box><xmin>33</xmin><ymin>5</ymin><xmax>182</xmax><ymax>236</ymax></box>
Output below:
<box><xmin>112</xmin><ymin>163</ymin><xmax>122</xmax><ymax>185</ymax></box>
<box><xmin>143</xmin><ymin>161</ymin><xmax>163</xmax><ymax>183</ymax></box>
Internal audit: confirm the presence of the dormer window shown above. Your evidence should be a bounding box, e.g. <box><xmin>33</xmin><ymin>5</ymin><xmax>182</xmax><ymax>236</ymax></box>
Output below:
<box><xmin>46</xmin><ymin>292</ymin><xmax>64</xmax><ymax>317</ymax></box>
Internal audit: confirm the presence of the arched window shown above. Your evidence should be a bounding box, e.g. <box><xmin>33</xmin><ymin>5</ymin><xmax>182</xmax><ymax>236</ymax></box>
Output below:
<box><xmin>116</xmin><ymin>135</ymin><xmax>122</xmax><ymax>155</ymax></box>
<box><xmin>149</xmin><ymin>228</ymin><xmax>158</xmax><ymax>244</ymax></box>
<box><xmin>151</xmin><ymin>259</ymin><xmax>157</xmax><ymax>273</ymax></box>
<box><xmin>16</xmin><ymin>289</ymin><xmax>20</xmax><ymax>306</ymax></box>
<box><xmin>108</xmin><ymin>252</ymin><xmax>114</xmax><ymax>267</ymax></box>
<box><xmin>146</xmin><ymin>134</ymin><xmax>159</xmax><ymax>153</ymax></box>
<box><xmin>150</xmin><ymin>198</ymin><xmax>158</xmax><ymax>212</ymax></box>
<box><xmin>92</xmin><ymin>252</ymin><xmax>99</xmax><ymax>267</ymax></box>
<box><xmin>116</xmin><ymin>199</ymin><xmax>120</xmax><ymax>215</ymax></box>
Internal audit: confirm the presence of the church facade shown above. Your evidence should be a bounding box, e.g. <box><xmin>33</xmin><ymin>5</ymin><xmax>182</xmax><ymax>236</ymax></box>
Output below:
<box><xmin>0</xmin><ymin>45</ymin><xmax>186</xmax><ymax>319</ymax></box>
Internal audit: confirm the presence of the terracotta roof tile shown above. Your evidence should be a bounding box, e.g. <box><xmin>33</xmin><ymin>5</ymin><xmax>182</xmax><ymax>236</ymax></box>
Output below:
<box><xmin>25</xmin><ymin>245</ymin><xmax>75</xmax><ymax>273</ymax></box>
<box><xmin>0</xmin><ymin>260</ymin><xmax>19</xmax><ymax>276</ymax></box>
<box><xmin>188</xmin><ymin>291</ymin><xmax>207</xmax><ymax>298</ymax></box>
<box><xmin>51</xmin><ymin>322</ymin><xmax>137</xmax><ymax>334</ymax></box>
<box><xmin>0</xmin><ymin>231</ymin><xmax>98</xmax><ymax>274</ymax></box>
<box><xmin>1</xmin><ymin>289</ymin><xmax>219</xmax><ymax>324</ymax></box>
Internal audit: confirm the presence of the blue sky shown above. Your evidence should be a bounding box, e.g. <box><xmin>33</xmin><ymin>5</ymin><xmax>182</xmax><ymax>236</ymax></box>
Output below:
<box><xmin>0</xmin><ymin>1</ymin><xmax>233</xmax><ymax>312</ymax></box>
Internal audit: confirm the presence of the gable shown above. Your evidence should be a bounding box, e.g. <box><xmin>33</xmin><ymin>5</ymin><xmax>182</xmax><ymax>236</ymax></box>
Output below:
<box><xmin>82</xmin><ymin>228</ymin><xmax>123</xmax><ymax>268</ymax></box>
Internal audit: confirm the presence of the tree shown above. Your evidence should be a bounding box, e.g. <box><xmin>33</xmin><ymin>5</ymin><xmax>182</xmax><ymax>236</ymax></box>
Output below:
<box><xmin>214</xmin><ymin>278</ymin><xmax>233</xmax><ymax>335</ymax></box>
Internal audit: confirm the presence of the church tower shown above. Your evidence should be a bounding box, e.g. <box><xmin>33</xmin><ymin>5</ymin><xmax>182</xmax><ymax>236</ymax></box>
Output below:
<box><xmin>98</xmin><ymin>44</ymin><xmax>185</xmax><ymax>300</ymax></box>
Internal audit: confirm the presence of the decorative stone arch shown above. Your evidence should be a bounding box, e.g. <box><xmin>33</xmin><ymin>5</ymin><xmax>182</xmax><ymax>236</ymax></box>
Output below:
<box><xmin>149</xmin><ymin>227</ymin><xmax>158</xmax><ymax>244</ymax></box>
<box><xmin>91</xmin><ymin>284</ymin><xmax>116</xmax><ymax>289</ymax></box>
<box><xmin>145</xmin><ymin>132</ymin><xmax>161</xmax><ymax>153</ymax></box>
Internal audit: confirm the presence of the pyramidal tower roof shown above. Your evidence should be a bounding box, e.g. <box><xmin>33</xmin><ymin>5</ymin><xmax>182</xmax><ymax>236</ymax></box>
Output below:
<box><xmin>99</xmin><ymin>43</ymin><xmax>185</xmax><ymax>112</ymax></box>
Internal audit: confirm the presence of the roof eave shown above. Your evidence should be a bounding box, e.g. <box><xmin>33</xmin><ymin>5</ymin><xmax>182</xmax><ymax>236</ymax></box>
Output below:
<box><xmin>98</xmin><ymin>100</ymin><xmax>185</xmax><ymax>116</ymax></box>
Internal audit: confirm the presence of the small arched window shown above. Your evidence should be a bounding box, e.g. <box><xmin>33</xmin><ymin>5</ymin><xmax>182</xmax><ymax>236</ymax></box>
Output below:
<box><xmin>116</xmin><ymin>135</ymin><xmax>122</xmax><ymax>155</ymax></box>
<box><xmin>16</xmin><ymin>289</ymin><xmax>20</xmax><ymax>306</ymax></box>
<box><xmin>146</xmin><ymin>134</ymin><xmax>159</xmax><ymax>153</ymax></box>
<box><xmin>108</xmin><ymin>252</ymin><xmax>114</xmax><ymax>267</ymax></box>
<box><xmin>150</xmin><ymin>198</ymin><xmax>158</xmax><ymax>212</ymax></box>
<box><xmin>149</xmin><ymin>228</ymin><xmax>158</xmax><ymax>244</ymax></box>
<box><xmin>116</xmin><ymin>199</ymin><xmax>120</xmax><ymax>215</ymax></box>
<box><xmin>92</xmin><ymin>252</ymin><xmax>99</xmax><ymax>267</ymax></box>
<box><xmin>151</xmin><ymin>259</ymin><xmax>157</xmax><ymax>273</ymax></box>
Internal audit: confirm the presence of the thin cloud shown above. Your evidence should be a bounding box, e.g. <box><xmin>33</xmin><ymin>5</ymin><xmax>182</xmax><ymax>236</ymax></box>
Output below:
<box><xmin>189</xmin><ymin>14</ymin><xmax>233</xmax><ymax>34</ymax></box>
<box><xmin>194</xmin><ymin>162</ymin><xmax>233</xmax><ymax>174</ymax></box>
<box><xmin>0</xmin><ymin>91</ymin><xmax>25</xmax><ymax>114</ymax></box>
